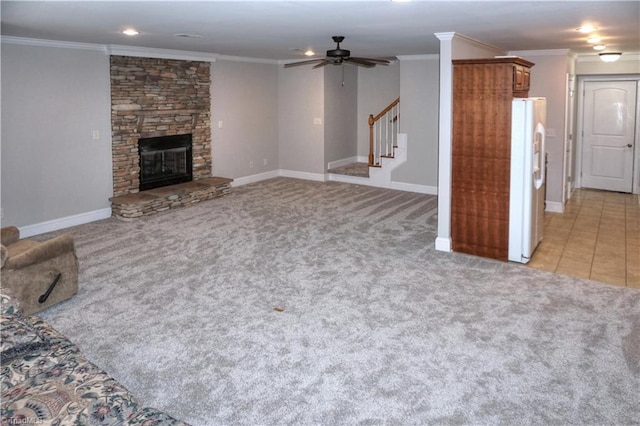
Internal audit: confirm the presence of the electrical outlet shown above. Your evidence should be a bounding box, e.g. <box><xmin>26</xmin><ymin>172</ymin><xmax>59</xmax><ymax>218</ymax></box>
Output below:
<box><xmin>92</xmin><ymin>130</ymin><xmax>100</xmax><ymax>140</ymax></box>
<box><xmin>263</xmin><ymin>158</ymin><xmax>268</xmax><ymax>166</ymax></box>
<box><xmin>249</xmin><ymin>161</ymin><xmax>255</xmax><ymax>168</ymax></box>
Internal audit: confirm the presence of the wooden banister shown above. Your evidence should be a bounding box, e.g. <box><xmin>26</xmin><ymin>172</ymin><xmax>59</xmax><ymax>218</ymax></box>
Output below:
<box><xmin>372</xmin><ymin>97</ymin><xmax>400</xmax><ymax>122</ymax></box>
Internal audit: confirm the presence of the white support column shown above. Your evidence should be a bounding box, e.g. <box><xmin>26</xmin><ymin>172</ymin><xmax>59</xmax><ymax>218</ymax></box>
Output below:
<box><xmin>434</xmin><ymin>32</ymin><xmax>454</xmax><ymax>252</ymax></box>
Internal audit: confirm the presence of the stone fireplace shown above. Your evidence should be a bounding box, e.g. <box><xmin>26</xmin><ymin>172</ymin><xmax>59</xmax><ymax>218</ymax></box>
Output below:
<box><xmin>109</xmin><ymin>55</ymin><xmax>212</xmax><ymax>197</ymax></box>
<box><xmin>109</xmin><ymin>55</ymin><xmax>231</xmax><ymax>219</ymax></box>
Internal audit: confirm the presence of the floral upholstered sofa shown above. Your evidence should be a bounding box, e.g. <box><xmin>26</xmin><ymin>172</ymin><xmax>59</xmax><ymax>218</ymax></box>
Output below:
<box><xmin>0</xmin><ymin>293</ymin><xmax>189</xmax><ymax>425</ymax></box>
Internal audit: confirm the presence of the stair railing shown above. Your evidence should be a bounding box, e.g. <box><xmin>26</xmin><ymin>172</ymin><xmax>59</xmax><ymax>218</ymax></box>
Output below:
<box><xmin>368</xmin><ymin>97</ymin><xmax>400</xmax><ymax>167</ymax></box>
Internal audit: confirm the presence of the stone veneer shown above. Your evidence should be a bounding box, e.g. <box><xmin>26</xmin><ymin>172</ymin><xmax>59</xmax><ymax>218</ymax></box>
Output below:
<box><xmin>110</xmin><ymin>55</ymin><xmax>212</xmax><ymax>198</ymax></box>
<box><xmin>110</xmin><ymin>177</ymin><xmax>232</xmax><ymax>219</ymax></box>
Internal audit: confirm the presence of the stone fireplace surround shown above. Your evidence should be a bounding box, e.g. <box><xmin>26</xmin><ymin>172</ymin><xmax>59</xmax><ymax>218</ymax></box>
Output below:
<box><xmin>109</xmin><ymin>55</ymin><xmax>230</xmax><ymax>218</ymax></box>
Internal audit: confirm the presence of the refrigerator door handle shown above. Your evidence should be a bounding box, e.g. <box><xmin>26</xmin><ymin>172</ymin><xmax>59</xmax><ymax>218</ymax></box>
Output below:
<box><xmin>533</xmin><ymin>122</ymin><xmax>545</xmax><ymax>190</ymax></box>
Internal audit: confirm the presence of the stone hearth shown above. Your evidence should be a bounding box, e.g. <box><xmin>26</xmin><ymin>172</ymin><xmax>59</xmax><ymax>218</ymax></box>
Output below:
<box><xmin>110</xmin><ymin>177</ymin><xmax>232</xmax><ymax>219</ymax></box>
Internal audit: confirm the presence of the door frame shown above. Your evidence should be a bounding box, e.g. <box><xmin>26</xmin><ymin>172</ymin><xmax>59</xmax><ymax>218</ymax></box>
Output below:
<box><xmin>564</xmin><ymin>74</ymin><xmax>576</xmax><ymax>200</ymax></box>
<box><xmin>575</xmin><ymin>75</ymin><xmax>640</xmax><ymax>194</ymax></box>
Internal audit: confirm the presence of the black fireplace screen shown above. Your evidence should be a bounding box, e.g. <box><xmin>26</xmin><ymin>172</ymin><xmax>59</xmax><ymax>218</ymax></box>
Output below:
<box><xmin>138</xmin><ymin>134</ymin><xmax>192</xmax><ymax>191</ymax></box>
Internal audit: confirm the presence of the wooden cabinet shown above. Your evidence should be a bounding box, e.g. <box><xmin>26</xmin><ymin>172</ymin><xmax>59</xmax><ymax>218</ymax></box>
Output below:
<box><xmin>451</xmin><ymin>57</ymin><xmax>534</xmax><ymax>260</ymax></box>
<box><xmin>513</xmin><ymin>64</ymin><xmax>531</xmax><ymax>94</ymax></box>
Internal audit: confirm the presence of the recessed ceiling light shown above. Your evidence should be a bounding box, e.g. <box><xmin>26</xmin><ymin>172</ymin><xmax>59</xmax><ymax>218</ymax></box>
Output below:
<box><xmin>593</xmin><ymin>44</ymin><xmax>607</xmax><ymax>51</ymax></box>
<box><xmin>587</xmin><ymin>36</ymin><xmax>602</xmax><ymax>44</ymax></box>
<box><xmin>122</xmin><ymin>29</ymin><xmax>139</xmax><ymax>36</ymax></box>
<box><xmin>304</xmin><ymin>49</ymin><xmax>315</xmax><ymax>57</ymax></box>
<box><xmin>576</xmin><ymin>24</ymin><xmax>597</xmax><ymax>33</ymax></box>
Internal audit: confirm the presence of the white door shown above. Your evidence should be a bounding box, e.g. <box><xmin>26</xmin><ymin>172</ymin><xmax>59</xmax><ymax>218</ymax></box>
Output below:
<box><xmin>581</xmin><ymin>81</ymin><xmax>637</xmax><ymax>193</ymax></box>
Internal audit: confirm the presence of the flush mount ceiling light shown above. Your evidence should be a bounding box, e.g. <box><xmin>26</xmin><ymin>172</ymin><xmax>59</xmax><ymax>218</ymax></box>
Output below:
<box><xmin>122</xmin><ymin>28</ymin><xmax>139</xmax><ymax>36</ymax></box>
<box><xmin>593</xmin><ymin>44</ymin><xmax>607</xmax><ymax>51</ymax></box>
<box><xmin>576</xmin><ymin>24</ymin><xmax>597</xmax><ymax>33</ymax></box>
<box><xmin>586</xmin><ymin>36</ymin><xmax>602</xmax><ymax>44</ymax></box>
<box><xmin>304</xmin><ymin>49</ymin><xmax>315</xmax><ymax>57</ymax></box>
<box><xmin>599</xmin><ymin>52</ymin><xmax>622</xmax><ymax>62</ymax></box>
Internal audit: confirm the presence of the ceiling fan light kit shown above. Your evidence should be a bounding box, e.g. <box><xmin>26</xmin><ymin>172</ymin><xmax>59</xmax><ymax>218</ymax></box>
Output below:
<box><xmin>285</xmin><ymin>36</ymin><xmax>394</xmax><ymax>69</ymax></box>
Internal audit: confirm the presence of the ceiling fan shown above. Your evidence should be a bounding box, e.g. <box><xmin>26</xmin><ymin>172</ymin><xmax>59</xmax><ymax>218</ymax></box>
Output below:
<box><xmin>284</xmin><ymin>36</ymin><xmax>394</xmax><ymax>69</ymax></box>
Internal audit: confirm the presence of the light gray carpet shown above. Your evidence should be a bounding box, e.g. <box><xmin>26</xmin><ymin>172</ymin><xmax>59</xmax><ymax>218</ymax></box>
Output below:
<box><xmin>37</xmin><ymin>178</ymin><xmax>639</xmax><ymax>425</ymax></box>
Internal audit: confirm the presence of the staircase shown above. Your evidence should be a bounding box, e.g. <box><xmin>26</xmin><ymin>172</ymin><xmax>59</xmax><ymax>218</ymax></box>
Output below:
<box><xmin>328</xmin><ymin>97</ymin><xmax>406</xmax><ymax>189</ymax></box>
<box><xmin>369</xmin><ymin>97</ymin><xmax>400</xmax><ymax>167</ymax></box>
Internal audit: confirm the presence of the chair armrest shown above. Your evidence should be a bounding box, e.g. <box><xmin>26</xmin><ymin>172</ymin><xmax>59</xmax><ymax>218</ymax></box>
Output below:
<box><xmin>1</xmin><ymin>226</ymin><xmax>20</xmax><ymax>246</ymax></box>
<box><xmin>2</xmin><ymin>234</ymin><xmax>76</xmax><ymax>270</ymax></box>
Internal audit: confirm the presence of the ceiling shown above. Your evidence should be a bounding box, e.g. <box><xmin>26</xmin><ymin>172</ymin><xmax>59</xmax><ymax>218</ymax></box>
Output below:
<box><xmin>2</xmin><ymin>1</ymin><xmax>639</xmax><ymax>62</ymax></box>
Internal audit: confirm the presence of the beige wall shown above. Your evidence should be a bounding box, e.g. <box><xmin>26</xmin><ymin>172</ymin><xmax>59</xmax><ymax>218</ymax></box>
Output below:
<box><xmin>394</xmin><ymin>57</ymin><xmax>440</xmax><ymax>188</ymax></box>
<box><xmin>1</xmin><ymin>42</ymin><xmax>112</xmax><ymax>228</ymax></box>
<box><xmin>324</xmin><ymin>65</ymin><xmax>358</xmax><ymax>166</ymax></box>
<box><xmin>576</xmin><ymin>56</ymin><xmax>640</xmax><ymax>75</ymax></box>
<box><xmin>211</xmin><ymin>60</ymin><xmax>279</xmax><ymax>179</ymax></box>
<box><xmin>277</xmin><ymin>65</ymin><xmax>325</xmax><ymax>175</ymax></box>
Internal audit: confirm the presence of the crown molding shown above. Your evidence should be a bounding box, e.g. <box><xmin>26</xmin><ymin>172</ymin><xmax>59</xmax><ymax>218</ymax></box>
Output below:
<box><xmin>509</xmin><ymin>49</ymin><xmax>577</xmax><ymax>58</ymax></box>
<box><xmin>434</xmin><ymin>32</ymin><xmax>455</xmax><ymax>41</ymax></box>
<box><xmin>577</xmin><ymin>52</ymin><xmax>640</xmax><ymax>62</ymax></box>
<box><xmin>437</xmin><ymin>32</ymin><xmax>504</xmax><ymax>54</ymax></box>
<box><xmin>1</xmin><ymin>36</ymin><xmax>288</xmax><ymax>64</ymax></box>
<box><xmin>218</xmin><ymin>55</ymin><xmax>278</xmax><ymax>64</ymax></box>
<box><xmin>0</xmin><ymin>36</ymin><xmax>107</xmax><ymax>52</ymax></box>
<box><xmin>107</xmin><ymin>45</ymin><xmax>217</xmax><ymax>62</ymax></box>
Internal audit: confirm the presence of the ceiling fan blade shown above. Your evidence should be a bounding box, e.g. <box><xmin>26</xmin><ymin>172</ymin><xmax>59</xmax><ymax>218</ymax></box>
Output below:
<box><xmin>344</xmin><ymin>58</ymin><xmax>376</xmax><ymax>68</ymax></box>
<box><xmin>312</xmin><ymin>60</ymin><xmax>332</xmax><ymax>69</ymax></box>
<box><xmin>286</xmin><ymin>37</ymin><xmax>396</xmax><ymax>71</ymax></box>
<box><xmin>284</xmin><ymin>59</ymin><xmax>327</xmax><ymax>68</ymax></box>
<box><xmin>350</xmin><ymin>56</ymin><xmax>393</xmax><ymax>65</ymax></box>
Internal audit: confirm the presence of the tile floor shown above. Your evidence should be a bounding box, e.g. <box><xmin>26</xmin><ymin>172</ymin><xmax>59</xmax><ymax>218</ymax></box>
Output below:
<box><xmin>528</xmin><ymin>188</ymin><xmax>640</xmax><ymax>288</ymax></box>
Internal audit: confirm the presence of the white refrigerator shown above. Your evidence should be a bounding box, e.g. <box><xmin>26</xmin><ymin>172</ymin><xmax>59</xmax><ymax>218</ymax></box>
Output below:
<box><xmin>509</xmin><ymin>98</ymin><xmax>546</xmax><ymax>263</ymax></box>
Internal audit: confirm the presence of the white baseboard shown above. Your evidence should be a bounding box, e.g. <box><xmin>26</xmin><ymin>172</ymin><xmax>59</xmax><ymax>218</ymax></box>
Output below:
<box><xmin>19</xmin><ymin>208</ymin><xmax>112</xmax><ymax>238</ymax></box>
<box><xmin>435</xmin><ymin>237</ymin><xmax>452</xmax><ymax>252</ymax></box>
<box><xmin>231</xmin><ymin>170</ymin><xmax>280</xmax><ymax>187</ymax></box>
<box><xmin>279</xmin><ymin>169</ymin><xmax>327</xmax><ymax>182</ymax></box>
<box><xmin>545</xmin><ymin>201</ymin><xmax>564</xmax><ymax>213</ymax></box>
<box><xmin>232</xmin><ymin>169</ymin><xmax>329</xmax><ymax>186</ymax></box>
<box><xmin>390</xmin><ymin>181</ymin><xmax>438</xmax><ymax>195</ymax></box>
<box><xmin>327</xmin><ymin>172</ymin><xmax>436</xmax><ymax>195</ymax></box>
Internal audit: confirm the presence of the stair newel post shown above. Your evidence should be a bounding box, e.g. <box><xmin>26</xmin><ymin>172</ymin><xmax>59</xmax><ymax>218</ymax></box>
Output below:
<box><xmin>368</xmin><ymin>114</ymin><xmax>375</xmax><ymax>166</ymax></box>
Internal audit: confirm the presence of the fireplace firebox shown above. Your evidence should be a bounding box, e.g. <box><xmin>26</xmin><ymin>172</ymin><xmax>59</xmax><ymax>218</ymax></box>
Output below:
<box><xmin>138</xmin><ymin>134</ymin><xmax>192</xmax><ymax>191</ymax></box>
